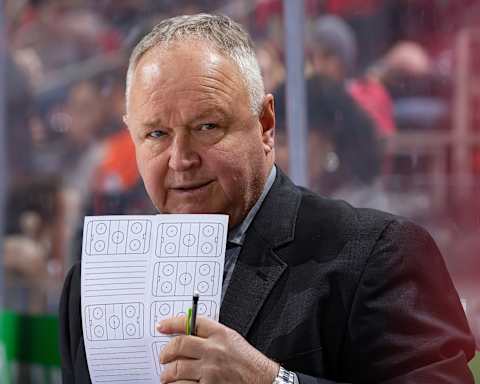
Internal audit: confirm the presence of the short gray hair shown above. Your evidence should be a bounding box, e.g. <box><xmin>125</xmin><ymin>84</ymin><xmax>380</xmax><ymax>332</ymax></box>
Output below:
<box><xmin>126</xmin><ymin>13</ymin><xmax>265</xmax><ymax>114</ymax></box>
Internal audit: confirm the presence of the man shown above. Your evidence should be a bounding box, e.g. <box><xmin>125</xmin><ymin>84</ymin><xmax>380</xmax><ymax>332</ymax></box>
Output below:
<box><xmin>308</xmin><ymin>15</ymin><xmax>357</xmax><ymax>83</ymax></box>
<box><xmin>307</xmin><ymin>15</ymin><xmax>396</xmax><ymax>140</ymax></box>
<box><xmin>60</xmin><ymin>14</ymin><xmax>475</xmax><ymax>383</ymax></box>
<box><xmin>274</xmin><ymin>75</ymin><xmax>384</xmax><ymax>205</ymax></box>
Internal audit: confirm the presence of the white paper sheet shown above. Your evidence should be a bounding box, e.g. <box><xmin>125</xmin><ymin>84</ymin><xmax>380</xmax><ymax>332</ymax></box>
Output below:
<box><xmin>80</xmin><ymin>214</ymin><xmax>228</xmax><ymax>383</ymax></box>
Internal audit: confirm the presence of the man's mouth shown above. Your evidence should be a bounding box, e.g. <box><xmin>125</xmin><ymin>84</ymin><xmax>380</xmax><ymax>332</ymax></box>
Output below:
<box><xmin>170</xmin><ymin>180</ymin><xmax>214</xmax><ymax>193</ymax></box>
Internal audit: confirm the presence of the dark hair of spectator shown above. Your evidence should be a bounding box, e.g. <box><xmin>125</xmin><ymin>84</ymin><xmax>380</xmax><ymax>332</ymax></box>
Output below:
<box><xmin>275</xmin><ymin>74</ymin><xmax>381</xmax><ymax>186</ymax></box>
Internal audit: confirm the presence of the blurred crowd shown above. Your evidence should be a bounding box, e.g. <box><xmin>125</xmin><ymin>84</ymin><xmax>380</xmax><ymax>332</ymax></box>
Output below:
<box><xmin>2</xmin><ymin>0</ymin><xmax>480</xmax><ymax>346</ymax></box>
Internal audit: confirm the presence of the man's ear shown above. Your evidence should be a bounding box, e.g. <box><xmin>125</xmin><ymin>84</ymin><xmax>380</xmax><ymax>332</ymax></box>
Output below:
<box><xmin>259</xmin><ymin>94</ymin><xmax>275</xmax><ymax>154</ymax></box>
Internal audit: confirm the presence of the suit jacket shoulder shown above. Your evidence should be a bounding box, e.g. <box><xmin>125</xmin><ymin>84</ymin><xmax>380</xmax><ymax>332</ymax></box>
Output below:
<box><xmin>230</xmin><ymin>169</ymin><xmax>475</xmax><ymax>383</ymax></box>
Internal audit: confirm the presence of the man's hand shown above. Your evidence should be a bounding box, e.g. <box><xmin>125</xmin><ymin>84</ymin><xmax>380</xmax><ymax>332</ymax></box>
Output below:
<box><xmin>157</xmin><ymin>316</ymin><xmax>279</xmax><ymax>384</ymax></box>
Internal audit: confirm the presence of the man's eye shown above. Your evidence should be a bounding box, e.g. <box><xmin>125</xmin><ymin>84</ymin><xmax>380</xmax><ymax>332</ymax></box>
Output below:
<box><xmin>199</xmin><ymin>123</ymin><xmax>217</xmax><ymax>131</ymax></box>
<box><xmin>147</xmin><ymin>130</ymin><xmax>167</xmax><ymax>138</ymax></box>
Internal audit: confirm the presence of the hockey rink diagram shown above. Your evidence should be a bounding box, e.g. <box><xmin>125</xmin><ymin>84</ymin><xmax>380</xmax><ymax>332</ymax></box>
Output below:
<box><xmin>156</xmin><ymin>222</ymin><xmax>224</xmax><ymax>257</ymax></box>
<box><xmin>152</xmin><ymin>261</ymin><xmax>221</xmax><ymax>297</ymax></box>
<box><xmin>85</xmin><ymin>219</ymin><xmax>152</xmax><ymax>255</ymax></box>
<box><xmin>150</xmin><ymin>299</ymin><xmax>218</xmax><ymax>336</ymax></box>
<box><xmin>85</xmin><ymin>302</ymin><xmax>144</xmax><ymax>341</ymax></box>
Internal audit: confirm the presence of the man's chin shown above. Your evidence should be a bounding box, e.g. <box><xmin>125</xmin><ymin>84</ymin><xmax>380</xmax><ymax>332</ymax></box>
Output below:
<box><xmin>160</xmin><ymin>202</ymin><xmax>226</xmax><ymax>215</ymax></box>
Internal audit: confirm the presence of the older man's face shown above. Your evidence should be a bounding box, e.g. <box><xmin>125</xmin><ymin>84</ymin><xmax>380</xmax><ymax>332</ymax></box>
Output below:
<box><xmin>126</xmin><ymin>41</ymin><xmax>274</xmax><ymax>227</ymax></box>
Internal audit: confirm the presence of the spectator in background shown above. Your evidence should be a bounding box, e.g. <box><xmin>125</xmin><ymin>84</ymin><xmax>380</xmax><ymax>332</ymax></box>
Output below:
<box><xmin>347</xmin><ymin>74</ymin><xmax>396</xmax><ymax>139</ymax></box>
<box><xmin>255</xmin><ymin>39</ymin><xmax>285</xmax><ymax>93</ymax></box>
<box><xmin>88</xmin><ymin>74</ymin><xmax>151</xmax><ymax>217</ymax></box>
<box><xmin>3</xmin><ymin>52</ymin><xmax>63</xmax><ymax>311</ymax></box>
<box><xmin>5</xmin><ymin>52</ymin><xmax>34</xmax><ymax>180</ymax></box>
<box><xmin>10</xmin><ymin>0</ymin><xmax>121</xmax><ymax>73</ymax></box>
<box><xmin>308</xmin><ymin>14</ymin><xmax>396</xmax><ymax>139</ymax></box>
<box><xmin>367</xmin><ymin>40</ymin><xmax>450</xmax><ymax>132</ymax></box>
<box><xmin>67</xmin><ymin>75</ymin><xmax>152</xmax><ymax>262</ymax></box>
<box><xmin>57</xmin><ymin>80</ymin><xmax>108</xmax><ymax>265</ymax></box>
<box><xmin>308</xmin><ymin>14</ymin><xmax>357</xmax><ymax>82</ymax></box>
<box><xmin>275</xmin><ymin>75</ymin><xmax>389</xmax><ymax>211</ymax></box>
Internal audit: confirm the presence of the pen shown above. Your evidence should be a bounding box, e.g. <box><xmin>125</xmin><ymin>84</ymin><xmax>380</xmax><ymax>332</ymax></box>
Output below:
<box><xmin>190</xmin><ymin>291</ymin><xmax>199</xmax><ymax>336</ymax></box>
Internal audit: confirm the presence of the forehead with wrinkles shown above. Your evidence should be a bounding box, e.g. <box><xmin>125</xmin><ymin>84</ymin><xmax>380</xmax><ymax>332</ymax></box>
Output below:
<box><xmin>128</xmin><ymin>40</ymin><xmax>249</xmax><ymax>121</ymax></box>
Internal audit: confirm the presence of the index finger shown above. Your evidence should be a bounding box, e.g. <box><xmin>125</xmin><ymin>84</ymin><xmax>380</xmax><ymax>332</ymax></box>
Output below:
<box><xmin>157</xmin><ymin>315</ymin><xmax>221</xmax><ymax>338</ymax></box>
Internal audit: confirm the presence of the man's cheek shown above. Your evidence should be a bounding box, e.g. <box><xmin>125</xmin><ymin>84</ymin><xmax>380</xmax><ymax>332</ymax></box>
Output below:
<box><xmin>140</xmin><ymin>168</ymin><xmax>164</xmax><ymax>204</ymax></box>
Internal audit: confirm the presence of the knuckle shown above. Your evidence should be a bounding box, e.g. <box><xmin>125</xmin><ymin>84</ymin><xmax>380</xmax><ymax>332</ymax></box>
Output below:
<box><xmin>227</xmin><ymin>327</ymin><xmax>241</xmax><ymax>341</ymax></box>
<box><xmin>209</xmin><ymin>344</ymin><xmax>227</xmax><ymax>365</ymax></box>
<box><xmin>176</xmin><ymin>335</ymin><xmax>186</xmax><ymax>353</ymax></box>
<box><xmin>171</xmin><ymin>335</ymin><xmax>182</xmax><ymax>352</ymax></box>
<box><xmin>161</xmin><ymin>336</ymin><xmax>181</xmax><ymax>363</ymax></box>
<box><xmin>204</xmin><ymin>342</ymin><xmax>219</xmax><ymax>357</ymax></box>
<box><xmin>173</xmin><ymin>359</ymin><xmax>181</xmax><ymax>379</ymax></box>
<box><xmin>161</xmin><ymin>362</ymin><xmax>175</xmax><ymax>382</ymax></box>
<box><xmin>218</xmin><ymin>324</ymin><xmax>231</xmax><ymax>338</ymax></box>
<box><xmin>162</xmin><ymin>360</ymin><xmax>181</xmax><ymax>382</ymax></box>
<box><xmin>159</xmin><ymin>347</ymin><xmax>169</xmax><ymax>363</ymax></box>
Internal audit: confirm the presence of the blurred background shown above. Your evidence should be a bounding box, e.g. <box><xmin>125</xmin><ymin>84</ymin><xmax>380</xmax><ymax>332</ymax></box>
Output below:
<box><xmin>0</xmin><ymin>0</ymin><xmax>479</xmax><ymax>382</ymax></box>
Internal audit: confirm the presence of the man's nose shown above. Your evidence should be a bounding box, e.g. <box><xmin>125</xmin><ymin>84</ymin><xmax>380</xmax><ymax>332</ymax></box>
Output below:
<box><xmin>168</xmin><ymin>133</ymin><xmax>201</xmax><ymax>171</ymax></box>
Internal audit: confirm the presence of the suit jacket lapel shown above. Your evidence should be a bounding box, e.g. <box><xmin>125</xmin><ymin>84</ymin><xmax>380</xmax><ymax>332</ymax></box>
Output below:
<box><xmin>220</xmin><ymin>227</ymin><xmax>286</xmax><ymax>337</ymax></box>
<box><xmin>220</xmin><ymin>169</ymin><xmax>302</xmax><ymax>338</ymax></box>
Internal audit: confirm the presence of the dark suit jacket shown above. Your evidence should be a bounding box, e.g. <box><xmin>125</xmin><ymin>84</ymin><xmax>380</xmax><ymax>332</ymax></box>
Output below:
<box><xmin>59</xmin><ymin>170</ymin><xmax>476</xmax><ymax>383</ymax></box>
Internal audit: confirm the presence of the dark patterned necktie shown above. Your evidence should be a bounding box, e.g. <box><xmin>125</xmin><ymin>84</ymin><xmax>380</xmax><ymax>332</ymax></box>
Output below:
<box><xmin>223</xmin><ymin>241</ymin><xmax>239</xmax><ymax>282</ymax></box>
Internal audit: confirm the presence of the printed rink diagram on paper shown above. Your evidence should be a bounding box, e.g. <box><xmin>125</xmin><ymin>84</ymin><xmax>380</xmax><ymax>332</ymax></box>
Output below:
<box><xmin>81</xmin><ymin>214</ymin><xmax>228</xmax><ymax>383</ymax></box>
